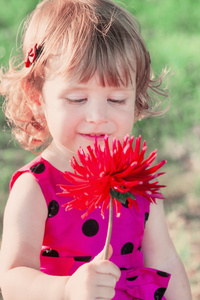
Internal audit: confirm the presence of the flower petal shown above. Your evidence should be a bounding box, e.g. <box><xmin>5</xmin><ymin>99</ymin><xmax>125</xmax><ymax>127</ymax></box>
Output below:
<box><xmin>58</xmin><ymin>135</ymin><xmax>166</xmax><ymax>218</ymax></box>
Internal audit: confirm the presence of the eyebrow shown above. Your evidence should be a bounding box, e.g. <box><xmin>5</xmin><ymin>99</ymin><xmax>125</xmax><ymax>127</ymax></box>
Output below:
<box><xmin>59</xmin><ymin>85</ymin><xmax>135</xmax><ymax>93</ymax></box>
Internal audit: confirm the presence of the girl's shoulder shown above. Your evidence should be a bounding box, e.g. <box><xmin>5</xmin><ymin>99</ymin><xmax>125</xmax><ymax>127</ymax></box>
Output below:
<box><xmin>10</xmin><ymin>155</ymin><xmax>43</xmax><ymax>189</ymax></box>
<box><xmin>10</xmin><ymin>155</ymin><xmax>64</xmax><ymax>205</ymax></box>
<box><xmin>10</xmin><ymin>155</ymin><xmax>62</xmax><ymax>188</ymax></box>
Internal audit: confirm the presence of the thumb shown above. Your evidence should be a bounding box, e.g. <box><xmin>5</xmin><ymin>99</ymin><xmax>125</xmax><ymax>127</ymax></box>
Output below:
<box><xmin>93</xmin><ymin>244</ymin><xmax>113</xmax><ymax>262</ymax></box>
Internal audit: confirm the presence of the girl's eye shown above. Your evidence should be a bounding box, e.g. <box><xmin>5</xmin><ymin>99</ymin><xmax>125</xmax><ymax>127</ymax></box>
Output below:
<box><xmin>108</xmin><ymin>98</ymin><xmax>127</xmax><ymax>104</ymax></box>
<box><xmin>66</xmin><ymin>98</ymin><xmax>87</xmax><ymax>104</ymax></box>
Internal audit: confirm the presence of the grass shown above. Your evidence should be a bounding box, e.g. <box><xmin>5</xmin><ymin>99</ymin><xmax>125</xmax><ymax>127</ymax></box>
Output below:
<box><xmin>0</xmin><ymin>0</ymin><xmax>200</xmax><ymax>298</ymax></box>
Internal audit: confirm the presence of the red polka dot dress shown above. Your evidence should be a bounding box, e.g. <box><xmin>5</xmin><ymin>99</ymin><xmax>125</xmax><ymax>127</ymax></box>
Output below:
<box><xmin>10</xmin><ymin>156</ymin><xmax>171</xmax><ymax>300</ymax></box>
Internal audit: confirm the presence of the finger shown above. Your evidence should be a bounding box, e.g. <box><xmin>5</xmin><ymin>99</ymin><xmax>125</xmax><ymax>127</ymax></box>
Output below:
<box><xmin>95</xmin><ymin>260</ymin><xmax>121</xmax><ymax>281</ymax></box>
<box><xmin>96</xmin><ymin>286</ymin><xmax>115</xmax><ymax>299</ymax></box>
<box><xmin>96</xmin><ymin>273</ymin><xmax>117</xmax><ymax>288</ymax></box>
<box><xmin>93</xmin><ymin>244</ymin><xmax>113</xmax><ymax>262</ymax></box>
<box><xmin>96</xmin><ymin>299</ymin><xmax>112</xmax><ymax>300</ymax></box>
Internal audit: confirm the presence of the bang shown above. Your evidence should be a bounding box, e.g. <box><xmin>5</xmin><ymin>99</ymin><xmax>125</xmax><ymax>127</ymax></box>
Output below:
<box><xmin>46</xmin><ymin>40</ymin><xmax>136</xmax><ymax>87</ymax></box>
<box><xmin>40</xmin><ymin>6</ymin><xmax>137</xmax><ymax>87</ymax></box>
<box><xmin>44</xmin><ymin>39</ymin><xmax>136</xmax><ymax>88</ymax></box>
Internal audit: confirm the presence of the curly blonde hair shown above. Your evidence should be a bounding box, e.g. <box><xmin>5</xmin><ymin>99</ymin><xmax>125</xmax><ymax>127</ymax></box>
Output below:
<box><xmin>0</xmin><ymin>0</ymin><xmax>168</xmax><ymax>151</ymax></box>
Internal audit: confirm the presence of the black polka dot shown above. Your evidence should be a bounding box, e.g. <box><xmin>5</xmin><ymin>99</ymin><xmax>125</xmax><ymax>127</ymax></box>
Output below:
<box><xmin>157</xmin><ymin>271</ymin><xmax>170</xmax><ymax>277</ymax></box>
<box><xmin>48</xmin><ymin>200</ymin><xmax>59</xmax><ymax>218</ymax></box>
<box><xmin>120</xmin><ymin>267</ymin><xmax>128</xmax><ymax>271</ymax></box>
<box><xmin>121</xmin><ymin>242</ymin><xmax>134</xmax><ymax>255</ymax></box>
<box><xmin>144</xmin><ymin>212</ymin><xmax>149</xmax><ymax>227</ymax></box>
<box><xmin>30</xmin><ymin>162</ymin><xmax>45</xmax><ymax>174</ymax></box>
<box><xmin>154</xmin><ymin>288</ymin><xmax>166</xmax><ymax>300</ymax></box>
<box><xmin>42</xmin><ymin>249</ymin><xmax>59</xmax><ymax>257</ymax></box>
<box><xmin>137</xmin><ymin>246</ymin><xmax>142</xmax><ymax>252</ymax></box>
<box><xmin>127</xmin><ymin>276</ymin><xmax>138</xmax><ymax>281</ymax></box>
<box><xmin>82</xmin><ymin>219</ymin><xmax>99</xmax><ymax>237</ymax></box>
<box><xmin>74</xmin><ymin>256</ymin><xmax>91</xmax><ymax>262</ymax></box>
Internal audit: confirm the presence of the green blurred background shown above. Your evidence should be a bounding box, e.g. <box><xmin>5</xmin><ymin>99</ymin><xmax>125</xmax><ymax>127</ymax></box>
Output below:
<box><xmin>0</xmin><ymin>0</ymin><xmax>199</xmax><ymax>298</ymax></box>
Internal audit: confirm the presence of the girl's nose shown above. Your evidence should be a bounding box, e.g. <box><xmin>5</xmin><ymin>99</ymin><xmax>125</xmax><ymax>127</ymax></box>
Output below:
<box><xmin>85</xmin><ymin>100</ymin><xmax>107</xmax><ymax>124</ymax></box>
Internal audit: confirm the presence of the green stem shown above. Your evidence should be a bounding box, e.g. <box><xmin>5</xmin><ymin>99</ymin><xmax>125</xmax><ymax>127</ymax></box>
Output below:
<box><xmin>103</xmin><ymin>196</ymin><xmax>113</xmax><ymax>260</ymax></box>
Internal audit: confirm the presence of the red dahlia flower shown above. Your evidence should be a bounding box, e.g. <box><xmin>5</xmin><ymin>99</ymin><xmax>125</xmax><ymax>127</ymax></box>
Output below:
<box><xmin>59</xmin><ymin>135</ymin><xmax>166</xmax><ymax>219</ymax></box>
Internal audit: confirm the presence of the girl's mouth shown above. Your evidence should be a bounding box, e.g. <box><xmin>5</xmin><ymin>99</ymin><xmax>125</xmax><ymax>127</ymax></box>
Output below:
<box><xmin>80</xmin><ymin>133</ymin><xmax>107</xmax><ymax>140</ymax></box>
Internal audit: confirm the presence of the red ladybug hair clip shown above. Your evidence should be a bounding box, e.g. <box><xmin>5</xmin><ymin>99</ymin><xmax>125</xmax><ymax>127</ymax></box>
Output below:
<box><xmin>25</xmin><ymin>43</ymin><xmax>42</xmax><ymax>68</ymax></box>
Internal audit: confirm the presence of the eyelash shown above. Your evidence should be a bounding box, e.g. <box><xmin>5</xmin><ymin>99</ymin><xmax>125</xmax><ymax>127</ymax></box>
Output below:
<box><xmin>108</xmin><ymin>98</ymin><xmax>127</xmax><ymax>104</ymax></box>
<box><xmin>66</xmin><ymin>98</ymin><xmax>127</xmax><ymax>104</ymax></box>
<box><xmin>66</xmin><ymin>98</ymin><xmax>87</xmax><ymax>103</ymax></box>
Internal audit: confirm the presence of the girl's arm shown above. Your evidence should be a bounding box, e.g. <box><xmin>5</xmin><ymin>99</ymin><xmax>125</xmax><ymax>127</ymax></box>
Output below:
<box><xmin>142</xmin><ymin>200</ymin><xmax>192</xmax><ymax>300</ymax></box>
<box><xmin>0</xmin><ymin>173</ymin><xmax>68</xmax><ymax>299</ymax></box>
<box><xmin>0</xmin><ymin>173</ymin><xmax>120</xmax><ymax>300</ymax></box>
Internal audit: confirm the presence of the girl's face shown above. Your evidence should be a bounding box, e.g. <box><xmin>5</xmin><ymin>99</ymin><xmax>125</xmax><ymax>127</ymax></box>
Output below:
<box><xmin>41</xmin><ymin>73</ymin><xmax>136</xmax><ymax>160</ymax></box>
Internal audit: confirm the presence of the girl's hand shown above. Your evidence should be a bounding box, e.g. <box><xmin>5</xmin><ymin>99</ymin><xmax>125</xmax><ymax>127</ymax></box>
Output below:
<box><xmin>65</xmin><ymin>245</ymin><xmax>121</xmax><ymax>300</ymax></box>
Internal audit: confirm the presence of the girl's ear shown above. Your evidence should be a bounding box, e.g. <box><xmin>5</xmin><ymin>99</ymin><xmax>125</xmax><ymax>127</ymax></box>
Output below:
<box><xmin>29</xmin><ymin>96</ymin><xmax>46</xmax><ymax>128</ymax></box>
<box><xmin>22</xmin><ymin>81</ymin><xmax>42</xmax><ymax>106</ymax></box>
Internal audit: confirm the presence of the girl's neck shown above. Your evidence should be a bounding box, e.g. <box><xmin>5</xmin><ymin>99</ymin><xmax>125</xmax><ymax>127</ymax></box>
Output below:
<box><xmin>41</xmin><ymin>142</ymin><xmax>75</xmax><ymax>173</ymax></box>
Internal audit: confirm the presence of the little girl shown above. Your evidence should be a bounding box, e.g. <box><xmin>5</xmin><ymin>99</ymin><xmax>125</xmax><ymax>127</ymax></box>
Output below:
<box><xmin>0</xmin><ymin>0</ymin><xmax>192</xmax><ymax>299</ymax></box>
